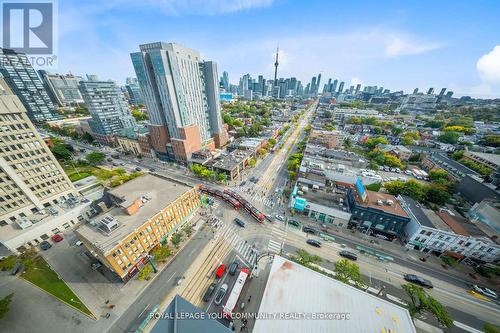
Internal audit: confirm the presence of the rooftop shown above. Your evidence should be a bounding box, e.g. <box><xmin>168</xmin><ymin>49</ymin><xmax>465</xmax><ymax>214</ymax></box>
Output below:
<box><xmin>400</xmin><ymin>196</ymin><xmax>435</xmax><ymax>228</ymax></box>
<box><xmin>76</xmin><ymin>174</ymin><xmax>193</xmax><ymax>254</ymax></box>
<box><xmin>436</xmin><ymin>211</ymin><xmax>470</xmax><ymax>236</ymax></box>
<box><xmin>206</xmin><ymin>149</ymin><xmax>252</xmax><ymax>171</ymax></box>
<box><xmin>253</xmin><ymin>256</ymin><xmax>416</xmax><ymax>333</ymax></box>
<box><xmin>466</xmin><ymin>151</ymin><xmax>500</xmax><ymax>167</ymax></box>
<box><xmin>359</xmin><ymin>191</ymin><xmax>408</xmax><ymax>218</ymax></box>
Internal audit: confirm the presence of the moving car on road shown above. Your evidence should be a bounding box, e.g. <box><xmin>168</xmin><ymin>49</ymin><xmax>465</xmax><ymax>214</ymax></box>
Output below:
<box><xmin>214</xmin><ymin>284</ymin><xmax>228</xmax><ymax>305</ymax></box>
<box><xmin>203</xmin><ymin>283</ymin><xmax>217</xmax><ymax>302</ymax></box>
<box><xmin>303</xmin><ymin>226</ymin><xmax>317</xmax><ymax>234</ymax></box>
<box><xmin>229</xmin><ymin>261</ymin><xmax>239</xmax><ymax>275</ymax></box>
<box><xmin>215</xmin><ymin>264</ymin><xmax>226</xmax><ymax>278</ymax></box>
<box><xmin>404</xmin><ymin>274</ymin><xmax>433</xmax><ymax>289</ymax></box>
<box><xmin>234</xmin><ymin>218</ymin><xmax>245</xmax><ymax>228</ymax></box>
<box><xmin>339</xmin><ymin>251</ymin><xmax>357</xmax><ymax>261</ymax></box>
<box><xmin>306</xmin><ymin>239</ymin><xmax>321</xmax><ymax>248</ymax></box>
<box><xmin>275</xmin><ymin>215</ymin><xmax>285</xmax><ymax>221</ymax></box>
<box><xmin>471</xmin><ymin>285</ymin><xmax>497</xmax><ymax>299</ymax></box>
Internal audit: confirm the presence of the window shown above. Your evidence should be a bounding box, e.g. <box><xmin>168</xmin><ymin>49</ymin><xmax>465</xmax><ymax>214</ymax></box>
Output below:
<box><xmin>420</xmin><ymin>230</ymin><xmax>426</xmax><ymax>235</ymax></box>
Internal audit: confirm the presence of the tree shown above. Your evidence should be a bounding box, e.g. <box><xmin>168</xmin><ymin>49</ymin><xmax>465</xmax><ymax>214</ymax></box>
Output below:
<box><xmin>438</xmin><ymin>131</ymin><xmax>460</xmax><ymax>144</ymax></box>
<box><xmin>183</xmin><ymin>225</ymin><xmax>194</xmax><ymax>237</ymax></box>
<box><xmin>248</xmin><ymin>158</ymin><xmax>257</xmax><ymax>168</ymax></box>
<box><xmin>294</xmin><ymin>249</ymin><xmax>322</xmax><ymax>265</ymax></box>
<box><xmin>85</xmin><ymin>152</ymin><xmax>106</xmax><ymax>165</ymax></box>
<box><xmin>323</xmin><ymin>110</ymin><xmax>332</xmax><ymax>119</ymax></box>
<box><xmin>0</xmin><ymin>293</ymin><xmax>14</xmax><ymax>319</ymax></box>
<box><xmin>364</xmin><ymin>137</ymin><xmax>388</xmax><ymax>149</ymax></box>
<box><xmin>171</xmin><ymin>233</ymin><xmax>182</xmax><ymax>247</ymax></box>
<box><xmin>333</xmin><ymin>259</ymin><xmax>366</xmax><ymax>288</ymax></box>
<box><xmin>82</xmin><ymin>132</ymin><xmax>94</xmax><ymax>143</ymax></box>
<box><xmin>283</xmin><ymin>188</ymin><xmax>291</xmax><ymax>198</ymax></box>
<box><xmin>484</xmin><ymin>323</ymin><xmax>500</xmax><ymax>333</ymax></box>
<box><xmin>131</xmin><ymin>109</ymin><xmax>148</xmax><ymax>121</ymax></box>
<box><xmin>50</xmin><ymin>143</ymin><xmax>72</xmax><ymax>160</ymax></box>
<box><xmin>257</xmin><ymin>148</ymin><xmax>268</xmax><ymax>156</ymax></box>
<box><xmin>343</xmin><ymin>137</ymin><xmax>353</xmax><ymax>150</ymax></box>
<box><xmin>138</xmin><ymin>265</ymin><xmax>153</xmax><ymax>281</ymax></box>
<box><xmin>384</xmin><ymin>154</ymin><xmax>403</xmax><ymax>168</ymax></box>
<box><xmin>391</xmin><ymin>126</ymin><xmax>404</xmax><ymax>136</ymax></box>
<box><xmin>451</xmin><ymin>150</ymin><xmax>464</xmax><ymax>160</ymax></box>
<box><xmin>268</xmin><ymin>138</ymin><xmax>277</xmax><ymax>146</ymax></box>
<box><xmin>482</xmin><ymin>135</ymin><xmax>500</xmax><ymax>148</ymax></box>
<box><xmin>402</xmin><ymin>284</ymin><xmax>453</xmax><ymax>328</ymax></box>
<box><xmin>152</xmin><ymin>245</ymin><xmax>172</xmax><ymax>263</ymax></box>
<box><xmin>426</xmin><ymin>184</ymin><xmax>450</xmax><ymax>205</ymax></box>
<box><xmin>459</xmin><ymin>158</ymin><xmax>493</xmax><ymax>176</ymax></box>
<box><xmin>429</xmin><ymin>169</ymin><xmax>449</xmax><ymax>182</ymax></box>
<box><xmin>217</xmin><ymin>173</ymin><xmax>227</xmax><ymax>183</ymax></box>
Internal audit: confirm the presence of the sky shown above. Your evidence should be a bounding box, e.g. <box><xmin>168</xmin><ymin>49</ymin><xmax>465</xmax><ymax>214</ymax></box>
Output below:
<box><xmin>55</xmin><ymin>0</ymin><xmax>500</xmax><ymax>98</ymax></box>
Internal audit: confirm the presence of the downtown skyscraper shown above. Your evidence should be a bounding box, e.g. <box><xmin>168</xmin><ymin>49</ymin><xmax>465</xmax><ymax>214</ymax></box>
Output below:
<box><xmin>131</xmin><ymin>42</ymin><xmax>227</xmax><ymax>162</ymax></box>
<box><xmin>0</xmin><ymin>48</ymin><xmax>60</xmax><ymax>122</ymax></box>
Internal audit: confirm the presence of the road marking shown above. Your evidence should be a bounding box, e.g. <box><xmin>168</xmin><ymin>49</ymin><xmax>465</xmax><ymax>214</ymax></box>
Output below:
<box><xmin>166</xmin><ymin>271</ymin><xmax>177</xmax><ymax>282</ymax></box>
<box><xmin>138</xmin><ymin>304</ymin><xmax>150</xmax><ymax>318</ymax></box>
<box><xmin>188</xmin><ymin>248</ymin><xmax>196</xmax><ymax>257</ymax></box>
<box><xmin>453</xmin><ymin>321</ymin><xmax>483</xmax><ymax>333</ymax></box>
<box><xmin>386</xmin><ymin>294</ymin><xmax>407</xmax><ymax>306</ymax></box>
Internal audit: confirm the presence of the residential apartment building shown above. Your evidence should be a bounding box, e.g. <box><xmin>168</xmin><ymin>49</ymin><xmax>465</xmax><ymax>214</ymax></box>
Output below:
<box><xmin>309</xmin><ymin>129</ymin><xmax>345</xmax><ymax>149</ymax></box>
<box><xmin>463</xmin><ymin>150</ymin><xmax>500</xmax><ymax>172</ymax></box>
<box><xmin>0</xmin><ymin>48</ymin><xmax>60</xmax><ymax>122</ymax></box>
<box><xmin>0</xmin><ymin>80</ymin><xmax>93</xmax><ymax>252</ymax></box>
<box><xmin>130</xmin><ymin>42</ymin><xmax>227</xmax><ymax>162</ymax></box>
<box><xmin>76</xmin><ymin>174</ymin><xmax>200</xmax><ymax>281</ymax></box>
<box><xmin>79</xmin><ymin>75</ymin><xmax>137</xmax><ymax>144</ymax></box>
<box><xmin>125</xmin><ymin>77</ymin><xmax>145</xmax><ymax>106</ymax></box>
<box><xmin>401</xmin><ymin>196</ymin><xmax>500</xmax><ymax>263</ymax></box>
<box><xmin>38</xmin><ymin>71</ymin><xmax>84</xmax><ymax>106</ymax></box>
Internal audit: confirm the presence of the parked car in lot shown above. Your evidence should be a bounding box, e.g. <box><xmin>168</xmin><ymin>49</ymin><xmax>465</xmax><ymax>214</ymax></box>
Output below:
<box><xmin>135</xmin><ymin>167</ymin><xmax>142</xmax><ymax>171</ymax></box>
<box><xmin>404</xmin><ymin>274</ymin><xmax>433</xmax><ymax>288</ymax></box>
<box><xmin>275</xmin><ymin>215</ymin><xmax>285</xmax><ymax>221</ymax></box>
<box><xmin>149</xmin><ymin>168</ymin><xmax>155</xmax><ymax>172</ymax></box>
<box><xmin>339</xmin><ymin>250</ymin><xmax>357</xmax><ymax>261</ymax></box>
<box><xmin>234</xmin><ymin>218</ymin><xmax>245</xmax><ymax>228</ymax></box>
<box><xmin>215</xmin><ymin>264</ymin><xmax>226</xmax><ymax>278</ymax></box>
<box><xmin>306</xmin><ymin>239</ymin><xmax>321</xmax><ymax>248</ymax></box>
<box><xmin>288</xmin><ymin>220</ymin><xmax>300</xmax><ymax>227</ymax></box>
<box><xmin>302</xmin><ymin>226</ymin><xmax>317</xmax><ymax>234</ymax></box>
<box><xmin>51</xmin><ymin>234</ymin><xmax>63</xmax><ymax>243</ymax></box>
<box><xmin>40</xmin><ymin>241</ymin><xmax>52</xmax><ymax>250</ymax></box>
<box><xmin>214</xmin><ymin>284</ymin><xmax>228</xmax><ymax>305</ymax></box>
<box><xmin>203</xmin><ymin>283</ymin><xmax>218</xmax><ymax>302</ymax></box>
<box><xmin>240</xmin><ymin>181</ymin><xmax>246</xmax><ymax>186</ymax></box>
<box><xmin>228</xmin><ymin>261</ymin><xmax>239</xmax><ymax>275</ymax></box>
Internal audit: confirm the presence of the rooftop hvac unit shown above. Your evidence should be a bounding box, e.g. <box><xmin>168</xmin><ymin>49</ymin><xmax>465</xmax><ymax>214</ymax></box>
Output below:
<box><xmin>16</xmin><ymin>217</ymin><xmax>34</xmax><ymax>230</ymax></box>
<box><xmin>386</xmin><ymin>200</ymin><xmax>394</xmax><ymax>206</ymax></box>
<box><xmin>99</xmin><ymin>214</ymin><xmax>120</xmax><ymax>233</ymax></box>
<box><xmin>376</xmin><ymin>199</ymin><xmax>383</xmax><ymax>206</ymax></box>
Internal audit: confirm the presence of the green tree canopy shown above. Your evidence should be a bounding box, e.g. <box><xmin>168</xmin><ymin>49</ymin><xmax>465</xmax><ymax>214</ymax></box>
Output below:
<box><xmin>333</xmin><ymin>259</ymin><xmax>366</xmax><ymax>288</ymax></box>
<box><xmin>402</xmin><ymin>284</ymin><xmax>453</xmax><ymax>328</ymax></box>
<box><xmin>85</xmin><ymin>152</ymin><xmax>106</xmax><ymax>165</ymax></box>
<box><xmin>438</xmin><ymin>131</ymin><xmax>460</xmax><ymax>144</ymax></box>
<box><xmin>50</xmin><ymin>143</ymin><xmax>72</xmax><ymax>160</ymax></box>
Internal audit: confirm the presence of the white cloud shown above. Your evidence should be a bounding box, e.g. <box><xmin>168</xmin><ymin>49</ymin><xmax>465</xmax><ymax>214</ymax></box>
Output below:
<box><xmin>476</xmin><ymin>45</ymin><xmax>500</xmax><ymax>83</ymax></box>
<box><xmin>384</xmin><ymin>36</ymin><xmax>443</xmax><ymax>58</ymax></box>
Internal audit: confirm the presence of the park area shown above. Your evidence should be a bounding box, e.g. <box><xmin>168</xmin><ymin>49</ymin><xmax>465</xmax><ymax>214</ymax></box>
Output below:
<box><xmin>21</xmin><ymin>256</ymin><xmax>94</xmax><ymax>317</ymax></box>
<box><xmin>64</xmin><ymin>161</ymin><xmax>142</xmax><ymax>188</ymax></box>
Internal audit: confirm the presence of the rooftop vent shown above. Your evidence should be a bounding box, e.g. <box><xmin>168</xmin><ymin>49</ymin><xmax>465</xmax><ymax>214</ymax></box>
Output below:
<box><xmin>376</xmin><ymin>199</ymin><xmax>383</xmax><ymax>206</ymax></box>
<box><xmin>98</xmin><ymin>214</ymin><xmax>120</xmax><ymax>234</ymax></box>
<box><xmin>386</xmin><ymin>200</ymin><xmax>394</xmax><ymax>206</ymax></box>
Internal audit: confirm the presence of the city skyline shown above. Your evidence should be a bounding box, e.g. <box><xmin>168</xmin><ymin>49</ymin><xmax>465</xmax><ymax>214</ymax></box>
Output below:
<box><xmin>54</xmin><ymin>0</ymin><xmax>500</xmax><ymax>98</ymax></box>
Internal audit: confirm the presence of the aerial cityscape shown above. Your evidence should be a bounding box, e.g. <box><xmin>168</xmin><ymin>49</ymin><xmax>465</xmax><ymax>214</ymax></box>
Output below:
<box><xmin>0</xmin><ymin>1</ymin><xmax>499</xmax><ymax>333</ymax></box>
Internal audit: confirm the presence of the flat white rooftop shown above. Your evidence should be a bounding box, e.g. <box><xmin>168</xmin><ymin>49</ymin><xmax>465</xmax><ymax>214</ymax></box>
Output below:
<box><xmin>253</xmin><ymin>256</ymin><xmax>416</xmax><ymax>333</ymax></box>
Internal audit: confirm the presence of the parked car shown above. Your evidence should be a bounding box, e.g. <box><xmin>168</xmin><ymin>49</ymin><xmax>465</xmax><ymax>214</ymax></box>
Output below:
<box><xmin>234</xmin><ymin>218</ymin><xmax>245</xmax><ymax>228</ymax></box>
<box><xmin>203</xmin><ymin>283</ymin><xmax>217</xmax><ymax>302</ymax></box>
<box><xmin>40</xmin><ymin>241</ymin><xmax>52</xmax><ymax>250</ymax></box>
<box><xmin>404</xmin><ymin>274</ymin><xmax>433</xmax><ymax>288</ymax></box>
<box><xmin>288</xmin><ymin>220</ymin><xmax>300</xmax><ymax>227</ymax></box>
<box><xmin>240</xmin><ymin>181</ymin><xmax>246</xmax><ymax>186</ymax></box>
<box><xmin>51</xmin><ymin>234</ymin><xmax>63</xmax><ymax>243</ymax></box>
<box><xmin>112</xmin><ymin>162</ymin><xmax>119</xmax><ymax>166</ymax></box>
<box><xmin>306</xmin><ymin>239</ymin><xmax>321</xmax><ymax>248</ymax></box>
<box><xmin>214</xmin><ymin>284</ymin><xmax>228</xmax><ymax>305</ymax></box>
<box><xmin>275</xmin><ymin>215</ymin><xmax>285</xmax><ymax>221</ymax></box>
<box><xmin>228</xmin><ymin>261</ymin><xmax>239</xmax><ymax>275</ymax></box>
<box><xmin>302</xmin><ymin>226</ymin><xmax>317</xmax><ymax>234</ymax></box>
<box><xmin>75</xmin><ymin>240</ymin><xmax>83</xmax><ymax>246</ymax></box>
<box><xmin>135</xmin><ymin>167</ymin><xmax>142</xmax><ymax>171</ymax></box>
<box><xmin>149</xmin><ymin>168</ymin><xmax>155</xmax><ymax>172</ymax></box>
<box><xmin>215</xmin><ymin>264</ymin><xmax>226</xmax><ymax>278</ymax></box>
<box><xmin>339</xmin><ymin>250</ymin><xmax>358</xmax><ymax>261</ymax></box>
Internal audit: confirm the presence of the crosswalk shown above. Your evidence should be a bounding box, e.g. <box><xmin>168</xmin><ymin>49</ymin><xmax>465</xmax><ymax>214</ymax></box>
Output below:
<box><xmin>267</xmin><ymin>221</ymin><xmax>287</xmax><ymax>254</ymax></box>
<box><xmin>207</xmin><ymin>216</ymin><xmax>258</xmax><ymax>265</ymax></box>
